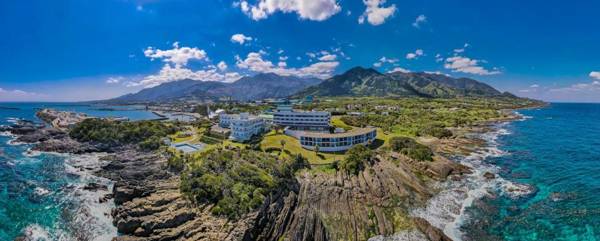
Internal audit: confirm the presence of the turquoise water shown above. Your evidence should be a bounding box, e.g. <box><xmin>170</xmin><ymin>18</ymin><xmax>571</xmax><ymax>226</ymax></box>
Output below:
<box><xmin>0</xmin><ymin>103</ymin><xmax>158</xmax><ymax>240</ymax></box>
<box><xmin>463</xmin><ymin>103</ymin><xmax>600</xmax><ymax>240</ymax></box>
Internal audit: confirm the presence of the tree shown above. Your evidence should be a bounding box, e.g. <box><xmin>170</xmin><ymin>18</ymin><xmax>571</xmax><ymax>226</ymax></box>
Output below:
<box><xmin>280</xmin><ymin>139</ymin><xmax>286</xmax><ymax>149</ymax></box>
<box><xmin>340</xmin><ymin>145</ymin><xmax>373</xmax><ymax>175</ymax></box>
<box><xmin>280</xmin><ymin>139</ymin><xmax>286</xmax><ymax>156</ymax></box>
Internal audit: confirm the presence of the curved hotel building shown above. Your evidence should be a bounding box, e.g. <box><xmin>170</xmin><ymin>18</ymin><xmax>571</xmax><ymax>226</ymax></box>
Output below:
<box><xmin>294</xmin><ymin>128</ymin><xmax>377</xmax><ymax>152</ymax></box>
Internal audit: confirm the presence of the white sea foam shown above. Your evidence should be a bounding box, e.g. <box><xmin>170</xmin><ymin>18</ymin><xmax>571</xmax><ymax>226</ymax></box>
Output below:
<box><xmin>368</xmin><ymin>229</ymin><xmax>429</xmax><ymax>241</ymax></box>
<box><xmin>60</xmin><ymin>153</ymin><xmax>117</xmax><ymax>241</ymax></box>
<box><xmin>20</xmin><ymin>224</ymin><xmax>71</xmax><ymax>241</ymax></box>
<box><xmin>411</xmin><ymin>122</ymin><xmax>534</xmax><ymax>241</ymax></box>
<box><xmin>34</xmin><ymin>187</ymin><xmax>51</xmax><ymax>196</ymax></box>
<box><xmin>6</xmin><ymin>117</ymin><xmax>21</xmax><ymax>124</ymax></box>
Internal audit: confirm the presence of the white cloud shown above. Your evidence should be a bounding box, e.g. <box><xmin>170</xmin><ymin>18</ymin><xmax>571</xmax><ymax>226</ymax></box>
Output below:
<box><xmin>358</xmin><ymin>0</ymin><xmax>396</xmax><ymax>25</ymax></box>
<box><xmin>217</xmin><ymin>61</ymin><xmax>228</xmax><ymax>71</ymax></box>
<box><xmin>453</xmin><ymin>43</ymin><xmax>470</xmax><ymax>54</ymax></box>
<box><xmin>373</xmin><ymin>56</ymin><xmax>399</xmax><ymax>67</ymax></box>
<box><xmin>318</xmin><ymin>54</ymin><xmax>337</xmax><ymax>61</ymax></box>
<box><xmin>106</xmin><ymin>76</ymin><xmax>124</xmax><ymax>84</ymax></box>
<box><xmin>406</xmin><ymin>49</ymin><xmax>424</xmax><ymax>60</ymax></box>
<box><xmin>530</xmin><ymin>84</ymin><xmax>540</xmax><ymax>88</ymax></box>
<box><xmin>236</xmin><ymin>0</ymin><xmax>341</xmax><ymax>21</ymax></box>
<box><xmin>0</xmin><ymin>88</ymin><xmax>43</xmax><ymax>101</ymax></box>
<box><xmin>135</xmin><ymin>43</ymin><xmax>244</xmax><ymax>88</ymax></box>
<box><xmin>425</xmin><ymin>71</ymin><xmax>451</xmax><ymax>77</ymax></box>
<box><xmin>144</xmin><ymin>42</ymin><xmax>207</xmax><ymax>67</ymax></box>
<box><xmin>134</xmin><ymin>64</ymin><xmax>243</xmax><ymax>88</ymax></box>
<box><xmin>435</xmin><ymin>53</ymin><xmax>444</xmax><ymax>62</ymax></box>
<box><xmin>236</xmin><ymin>51</ymin><xmax>339</xmax><ymax>79</ymax></box>
<box><xmin>387</xmin><ymin>67</ymin><xmax>411</xmax><ymax>73</ymax></box>
<box><xmin>444</xmin><ymin>56</ymin><xmax>501</xmax><ymax>75</ymax></box>
<box><xmin>590</xmin><ymin>71</ymin><xmax>600</xmax><ymax>80</ymax></box>
<box><xmin>412</xmin><ymin>14</ymin><xmax>427</xmax><ymax>28</ymax></box>
<box><xmin>231</xmin><ymin>33</ymin><xmax>253</xmax><ymax>45</ymax></box>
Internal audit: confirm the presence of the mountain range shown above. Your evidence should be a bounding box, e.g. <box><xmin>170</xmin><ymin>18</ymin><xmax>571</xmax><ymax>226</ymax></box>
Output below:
<box><xmin>294</xmin><ymin>67</ymin><xmax>510</xmax><ymax>98</ymax></box>
<box><xmin>106</xmin><ymin>67</ymin><xmax>515</xmax><ymax>103</ymax></box>
<box><xmin>106</xmin><ymin>73</ymin><xmax>321</xmax><ymax>103</ymax></box>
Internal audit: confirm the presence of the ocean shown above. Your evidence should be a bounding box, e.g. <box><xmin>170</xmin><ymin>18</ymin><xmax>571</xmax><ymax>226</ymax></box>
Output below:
<box><xmin>1</xmin><ymin>103</ymin><xmax>599</xmax><ymax>240</ymax></box>
<box><xmin>0</xmin><ymin>103</ymin><xmax>158</xmax><ymax>240</ymax></box>
<box><xmin>414</xmin><ymin>103</ymin><xmax>600</xmax><ymax>241</ymax></box>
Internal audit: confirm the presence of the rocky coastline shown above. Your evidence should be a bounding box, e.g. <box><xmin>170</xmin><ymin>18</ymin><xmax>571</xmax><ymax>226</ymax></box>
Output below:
<box><xmin>2</xmin><ymin>108</ymin><xmax>532</xmax><ymax>241</ymax></box>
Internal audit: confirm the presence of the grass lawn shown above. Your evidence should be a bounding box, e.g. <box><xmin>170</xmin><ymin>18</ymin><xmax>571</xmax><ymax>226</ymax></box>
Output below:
<box><xmin>331</xmin><ymin>116</ymin><xmax>353</xmax><ymax>131</ymax></box>
<box><xmin>260</xmin><ymin>130</ymin><xmax>347</xmax><ymax>165</ymax></box>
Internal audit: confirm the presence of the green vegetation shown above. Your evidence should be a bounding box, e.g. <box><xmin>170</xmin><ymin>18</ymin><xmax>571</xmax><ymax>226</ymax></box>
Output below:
<box><xmin>70</xmin><ymin>118</ymin><xmax>177</xmax><ymax>150</ymax></box>
<box><xmin>180</xmin><ymin>148</ymin><xmax>307</xmax><ymax>219</ymax></box>
<box><xmin>331</xmin><ymin>116</ymin><xmax>353</xmax><ymax>131</ymax></box>
<box><xmin>417</xmin><ymin>125</ymin><xmax>453</xmax><ymax>138</ymax></box>
<box><xmin>302</xmin><ymin>97</ymin><xmax>538</xmax><ymax>137</ymax></box>
<box><xmin>260</xmin><ymin>130</ymin><xmax>346</xmax><ymax>164</ymax></box>
<box><xmin>339</xmin><ymin>145</ymin><xmax>373</xmax><ymax>175</ymax></box>
<box><xmin>389</xmin><ymin>137</ymin><xmax>433</xmax><ymax>162</ymax></box>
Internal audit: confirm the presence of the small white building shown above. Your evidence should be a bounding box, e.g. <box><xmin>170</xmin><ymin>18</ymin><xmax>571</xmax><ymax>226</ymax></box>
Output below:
<box><xmin>219</xmin><ymin>113</ymin><xmax>265</xmax><ymax>142</ymax></box>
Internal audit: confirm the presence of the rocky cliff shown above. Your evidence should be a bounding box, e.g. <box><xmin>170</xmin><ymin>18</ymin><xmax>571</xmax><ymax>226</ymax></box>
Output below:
<box><xmin>96</xmin><ymin>148</ymin><xmax>459</xmax><ymax>241</ymax></box>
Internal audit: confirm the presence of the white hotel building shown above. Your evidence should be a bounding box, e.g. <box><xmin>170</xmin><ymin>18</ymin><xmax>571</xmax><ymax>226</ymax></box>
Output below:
<box><xmin>219</xmin><ymin>113</ymin><xmax>265</xmax><ymax>142</ymax></box>
<box><xmin>273</xmin><ymin>105</ymin><xmax>330</xmax><ymax>131</ymax></box>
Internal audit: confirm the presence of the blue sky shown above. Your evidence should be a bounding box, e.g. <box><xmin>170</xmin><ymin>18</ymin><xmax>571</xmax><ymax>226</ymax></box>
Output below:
<box><xmin>1</xmin><ymin>0</ymin><xmax>599</xmax><ymax>102</ymax></box>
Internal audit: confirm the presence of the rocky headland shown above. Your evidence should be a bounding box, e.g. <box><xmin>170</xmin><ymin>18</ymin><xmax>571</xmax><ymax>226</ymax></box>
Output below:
<box><xmin>4</xmin><ymin>109</ymin><xmax>522</xmax><ymax>241</ymax></box>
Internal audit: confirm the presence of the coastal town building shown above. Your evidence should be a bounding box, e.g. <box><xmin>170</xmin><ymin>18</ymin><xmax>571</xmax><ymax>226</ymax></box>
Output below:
<box><xmin>219</xmin><ymin>113</ymin><xmax>265</xmax><ymax>142</ymax></box>
<box><xmin>287</xmin><ymin>127</ymin><xmax>377</xmax><ymax>152</ymax></box>
<box><xmin>273</xmin><ymin>104</ymin><xmax>330</xmax><ymax>131</ymax></box>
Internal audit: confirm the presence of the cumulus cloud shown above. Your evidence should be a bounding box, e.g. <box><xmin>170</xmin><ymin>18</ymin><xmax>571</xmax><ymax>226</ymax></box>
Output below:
<box><xmin>590</xmin><ymin>71</ymin><xmax>600</xmax><ymax>80</ymax></box>
<box><xmin>231</xmin><ymin>33</ymin><xmax>253</xmax><ymax>45</ymax></box>
<box><xmin>132</xmin><ymin>43</ymin><xmax>244</xmax><ymax>88</ymax></box>
<box><xmin>235</xmin><ymin>51</ymin><xmax>339</xmax><ymax>79</ymax></box>
<box><xmin>373</xmin><ymin>56</ymin><xmax>399</xmax><ymax>67</ymax></box>
<box><xmin>425</xmin><ymin>71</ymin><xmax>451</xmax><ymax>77</ymax></box>
<box><xmin>133</xmin><ymin>64</ymin><xmax>243</xmax><ymax>88</ymax></box>
<box><xmin>144</xmin><ymin>42</ymin><xmax>207</xmax><ymax>67</ymax></box>
<box><xmin>236</xmin><ymin>0</ymin><xmax>341</xmax><ymax>21</ymax></box>
<box><xmin>453</xmin><ymin>43</ymin><xmax>470</xmax><ymax>54</ymax></box>
<box><xmin>358</xmin><ymin>0</ymin><xmax>396</xmax><ymax>26</ymax></box>
<box><xmin>412</xmin><ymin>14</ymin><xmax>427</xmax><ymax>28</ymax></box>
<box><xmin>444</xmin><ymin>56</ymin><xmax>501</xmax><ymax>75</ymax></box>
<box><xmin>106</xmin><ymin>76</ymin><xmax>124</xmax><ymax>84</ymax></box>
<box><xmin>406</xmin><ymin>49</ymin><xmax>424</xmax><ymax>60</ymax></box>
<box><xmin>217</xmin><ymin>61</ymin><xmax>228</xmax><ymax>71</ymax></box>
<box><xmin>387</xmin><ymin>67</ymin><xmax>411</xmax><ymax>73</ymax></box>
<box><xmin>318</xmin><ymin>54</ymin><xmax>337</xmax><ymax>61</ymax></box>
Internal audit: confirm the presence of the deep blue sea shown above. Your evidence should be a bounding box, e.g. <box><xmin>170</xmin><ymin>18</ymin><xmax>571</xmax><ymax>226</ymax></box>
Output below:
<box><xmin>0</xmin><ymin>103</ymin><xmax>158</xmax><ymax>240</ymax></box>
<box><xmin>412</xmin><ymin>103</ymin><xmax>599</xmax><ymax>241</ymax></box>
<box><xmin>462</xmin><ymin>103</ymin><xmax>600</xmax><ymax>241</ymax></box>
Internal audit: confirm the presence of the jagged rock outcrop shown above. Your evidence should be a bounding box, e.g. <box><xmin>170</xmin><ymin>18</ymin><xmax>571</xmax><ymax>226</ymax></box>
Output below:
<box><xmin>102</xmin><ymin>151</ymin><xmax>453</xmax><ymax>241</ymax></box>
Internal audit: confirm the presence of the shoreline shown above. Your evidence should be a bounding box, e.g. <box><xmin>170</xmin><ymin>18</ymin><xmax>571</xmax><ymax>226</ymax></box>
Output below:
<box><xmin>1</xmin><ymin>127</ymin><xmax>118</xmax><ymax>240</ymax></box>
<box><xmin>412</xmin><ymin>109</ymin><xmax>539</xmax><ymax>241</ymax></box>
<box><xmin>1</xmin><ymin>104</ymin><xmax>545</xmax><ymax>241</ymax></box>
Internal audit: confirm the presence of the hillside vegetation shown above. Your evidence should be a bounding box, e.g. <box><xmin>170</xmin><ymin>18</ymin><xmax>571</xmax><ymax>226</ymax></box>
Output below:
<box><xmin>295</xmin><ymin>67</ymin><xmax>513</xmax><ymax>98</ymax></box>
<box><xmin>70</xmin><ymin>118</ymin><xmax>177</xmax><ymax>150</ymax></box>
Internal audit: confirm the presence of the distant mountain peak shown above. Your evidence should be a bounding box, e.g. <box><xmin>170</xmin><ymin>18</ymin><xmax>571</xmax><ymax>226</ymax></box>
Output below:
<box><xmin>294</xmin><ymin>67</ymin><xmax>506</xmax><ymax>98</ymax></box>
